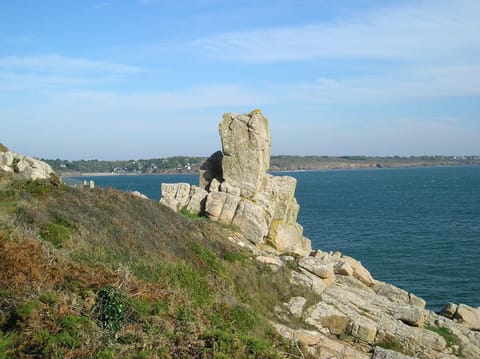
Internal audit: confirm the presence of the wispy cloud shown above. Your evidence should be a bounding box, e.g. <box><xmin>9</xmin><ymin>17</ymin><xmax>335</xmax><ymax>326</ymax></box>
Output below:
<box><xmin>193</xmin><ymin>0</ymin><xmax>479</xmax><ymax>63</ymax></box>
<box><xmin>0</xmin><ymin>54</ymin><xmax>141</xmax><ymax>74</ymax></box>
<box><xmin>51</xmin><ymin>84</ymin><xmax>265</xmax><ymax>110</ymax></box>
<box><xmin>277</xmin><ymin>65</ymin><xmax>480</xmax><ymax>104</ymax></box>
<box><xmin>0</xmin><ymin>54</ymin><xmax>143</xmax><ymax>91</ymax></box>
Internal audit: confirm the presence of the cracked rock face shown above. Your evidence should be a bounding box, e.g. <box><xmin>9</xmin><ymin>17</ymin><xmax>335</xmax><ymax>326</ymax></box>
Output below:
<box><xmin>219</xmin><ymin>110</ymin><xmax>271</xmax><ymax>199</ymax></box>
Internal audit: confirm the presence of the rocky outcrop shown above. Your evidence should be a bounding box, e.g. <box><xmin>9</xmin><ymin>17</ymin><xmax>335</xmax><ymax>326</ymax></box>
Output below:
<box><xmin>160</xmin><ymin>110</ymin><xmax>312</xmax><ymax>256</ymax></box>
<box><xmin>0</xmin><ymin>148</ymin><xmax>55</xmax><ymax>180</ymax></box>
<box><xmin>159</xmin><ymin>111</ymin><xmax>480</xmax><ymax>358</ymax></box>
<box><xmin>263</xmin><ymin>247</ymin><xmax>480</xmax><ymax>358</ymax></box>
<box><xmin>439</xmin><ymin>303</ymin><xmax>480</xmax><ymax>331</ymax></box>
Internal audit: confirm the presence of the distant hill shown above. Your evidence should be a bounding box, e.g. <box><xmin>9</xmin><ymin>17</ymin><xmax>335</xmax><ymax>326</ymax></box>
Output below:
<box><xmin>43</xmin><ymin>155</ymin><xmax>480</xmax><ymax>175</ymax></box>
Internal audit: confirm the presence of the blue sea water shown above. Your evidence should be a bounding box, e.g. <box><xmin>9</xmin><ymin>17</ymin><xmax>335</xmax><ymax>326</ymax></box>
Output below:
<box><xmin>74</xmin><ymin>166</ymin><xmax>480</xmax><ymax>311</ymax></box>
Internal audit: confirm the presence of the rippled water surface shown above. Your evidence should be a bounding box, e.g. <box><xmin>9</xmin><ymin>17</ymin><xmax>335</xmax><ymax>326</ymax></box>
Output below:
<box><xmin>76</xmin><ymin>166</ymin><xmax>480</xmax><ymax>310</ymax></box>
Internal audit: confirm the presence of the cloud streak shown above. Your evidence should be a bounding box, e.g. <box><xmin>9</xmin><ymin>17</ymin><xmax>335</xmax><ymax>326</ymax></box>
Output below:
<box><xmin>0</xmin><ymin>54</ymin><xmax>141</xmax><ymax>74</ymax></box>
<box><xmin>193</xmin><ymin>0</ymin><xmax>479</xmax><ymax>63</ymax></box>
<box><xmin>51</xmin><ymin>84</ymin><xmax>266</xmax><ymax>110</ymax></box>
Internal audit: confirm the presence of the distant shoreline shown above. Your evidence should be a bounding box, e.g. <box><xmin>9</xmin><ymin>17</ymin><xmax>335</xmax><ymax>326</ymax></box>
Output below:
<box><xmin>61</xmin><ymin>162</ymin><xmax>478</xmax><ymax>178</ymax></box>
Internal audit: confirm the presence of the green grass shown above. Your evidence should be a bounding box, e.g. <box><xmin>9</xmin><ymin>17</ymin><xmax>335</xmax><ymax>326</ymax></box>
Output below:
<box><xmin>40</xmin><ymin>222</ymin><xmax>72</xmax><ymax>247</ymax></box>
<box><xmin>425</xmin><ymin>325</ymin><xmax>460</xmax><ymax>351</ymax></box>
<box><xmin>376</xmin><ymin>339</ymin><xmax>406</xmax><ymax>354</ymax></box>
<box><xmin>0</xmin><ymin>332</ymin><xmax>16</xmax><ymax>359</ymax></box>
<box><xmin>180</xmin><ymin>207</ymin><xmax>201</xmax><ymax>219</ymax></box>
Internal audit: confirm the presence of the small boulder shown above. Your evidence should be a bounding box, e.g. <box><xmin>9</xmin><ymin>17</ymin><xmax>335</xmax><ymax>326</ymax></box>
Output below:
<box><xmin>439</xmin><ymin>302</ymin><xmax>458</xmax><ymax>319</ymax></box>
<box><xmin>455</xmin><ymin>303</ymin><xmax>480</xmax><ymax>331</ymax></box>
<box><xmin>231</xmin><ymin>200</ymin><xmax>269</xmax><ymax>244</ymax></box>
<box><xmin>372</xmin><ymin>347</ymin><xmax>416</xmax><ymax>359</ymax></box>
<box><xmin>299</xmin><ymin>257</ymin><xmax>335</xmax><ymax>280</ymax></box>
<box><xmin>160</xmin><ymin>183</ymin><xmax>191</xmax><ymax>211</ymax></box>
<box><xmin>185</xmin><ymin>186</ymin><xmax>208</xmax><ymax>214</ymax></box>
<box><xmin>393</xmin><ymin>305</ymin><xmax>425</xmax><ymax>327</ymax></box>
<box><xmin>131</xmin><ymin>191</ymin><xmax>149</xmax><ymax>200</ymax></box>
<box><xmin>290</xmin><ymin>270</ymin><xmax>327</xmax><ymax>296</ymax></box>
<box><xmin>255</xmin><ymin>255</ymin><xmax>284</xmax><ymax>271</ymax></box>
<box><xmin>286</xmin><ymin>296</ymin><xmax>307</xmax><ymax>318</ymax></box>
<box><xmin>304</xmin><ymin>302</ymin><xmax>350</xmax><ymax>335</ymax></box>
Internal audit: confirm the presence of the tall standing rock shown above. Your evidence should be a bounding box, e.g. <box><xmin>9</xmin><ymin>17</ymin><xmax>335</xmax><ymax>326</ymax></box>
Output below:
<box><xmin>160</xmin><ymin>110</ymin><xmax>312</xmax><ymax>256</ymax></box>
<box><xmin>219</xmin><ymin>110</ymin><xmax>271</xmax><ymax>199</ymax></box>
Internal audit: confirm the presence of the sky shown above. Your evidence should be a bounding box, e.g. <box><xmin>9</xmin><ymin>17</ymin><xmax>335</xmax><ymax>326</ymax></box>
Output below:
<box><xmin>1</xmin><ymin>0</ymin><xmax>479</xmax><ymax>160</ymax></box>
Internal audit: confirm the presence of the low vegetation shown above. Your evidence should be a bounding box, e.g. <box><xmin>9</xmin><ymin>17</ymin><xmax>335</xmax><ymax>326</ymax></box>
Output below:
<box><xmin>0</xmin><ymin>171</ymin><xmax>318</xmax><ymax>357</ymax></box>
<box><xmin>425</xmin><ymin>325</ymin><xmax>461</xmax><ymax>354</ymax></box>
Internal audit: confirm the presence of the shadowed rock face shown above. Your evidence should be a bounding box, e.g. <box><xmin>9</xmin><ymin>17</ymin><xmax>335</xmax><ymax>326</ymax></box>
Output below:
<box><xmin>160</xmin><ymin>110</ymin><xmax>311</xmax><ymax>256</ymax></box>
<box><xmin>198</xmin><ymin>151</ymin><xmax>223</xmax><ymax>190</ymax></box>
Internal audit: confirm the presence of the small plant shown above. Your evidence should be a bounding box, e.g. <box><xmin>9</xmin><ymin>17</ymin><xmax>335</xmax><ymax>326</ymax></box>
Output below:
<box><xmin>11</xmin><ymin>158</ymin><xmax>20</xmax><ymax>172</ymax></box>
<box><xmin>179</xmin><ymin>208</ymin><xmax>200</xmax><ymax>219</ymax></box>
<box><xmin>17</xmin><ymin>299</ymin><xmax>42</xmax><ymax>320</ymax></box>
<box><xmin>95</xmin><ymin>286</ymin><xmax>126</xmax><ymax>332</ymax></box>
<box><xmin>38</xmin><ymin>292</ymin><xmax>59</xmax><ymax>306</ymax></box>
<box><xmin>0</xmin><ymin>143</ymin><xmax>8</xmax><ymax>153</ymax></box>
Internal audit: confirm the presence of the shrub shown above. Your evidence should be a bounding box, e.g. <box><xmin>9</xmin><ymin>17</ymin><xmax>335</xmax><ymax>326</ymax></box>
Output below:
<box><xmin>95</xmin><ymin>286</ymin><xmax>127</xmax><ymax>332</ymax></box>
<box><xmin>0</xmin><ymin>143</ymin><xmax>8</xmax><ymax>153</ymax></box>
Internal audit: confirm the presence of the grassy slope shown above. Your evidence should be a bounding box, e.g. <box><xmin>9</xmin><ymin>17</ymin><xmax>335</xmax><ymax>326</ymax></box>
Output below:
<box><xmin>0</xmin><ymin>172</ymin><xmax>318</xmax><ymax>358</ymax></box>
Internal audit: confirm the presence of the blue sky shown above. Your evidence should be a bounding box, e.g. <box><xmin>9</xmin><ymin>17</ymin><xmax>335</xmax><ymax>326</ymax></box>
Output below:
<box><xmin>1</xmin><ymin>0</ymin><xmax>479</xmax><ymax>160</ymax></box>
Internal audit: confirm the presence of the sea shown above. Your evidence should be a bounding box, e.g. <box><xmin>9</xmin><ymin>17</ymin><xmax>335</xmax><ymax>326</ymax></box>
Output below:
<box><xmin>71</xmin><ymin>166</ymin><xmax>480</xmax><ymax>311</ymax></box>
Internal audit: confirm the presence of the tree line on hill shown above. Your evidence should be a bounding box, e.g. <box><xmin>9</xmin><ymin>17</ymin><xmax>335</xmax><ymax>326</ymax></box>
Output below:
<box><xmin>42</xmin><ymin>155</ymin><xmax>480</xmax><ymax>175</ymax></box>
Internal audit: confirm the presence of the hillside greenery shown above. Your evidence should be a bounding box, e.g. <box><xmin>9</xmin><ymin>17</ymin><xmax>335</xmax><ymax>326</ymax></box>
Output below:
<box><xmin>0</xmin><ymin>171</ymin><xmax>320</xmax><ymax>358</ymax></box>
<box><xmin>42</xmin><ymin>155</ymin><xmax>480</xmax><ymax>175</ymax></box>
